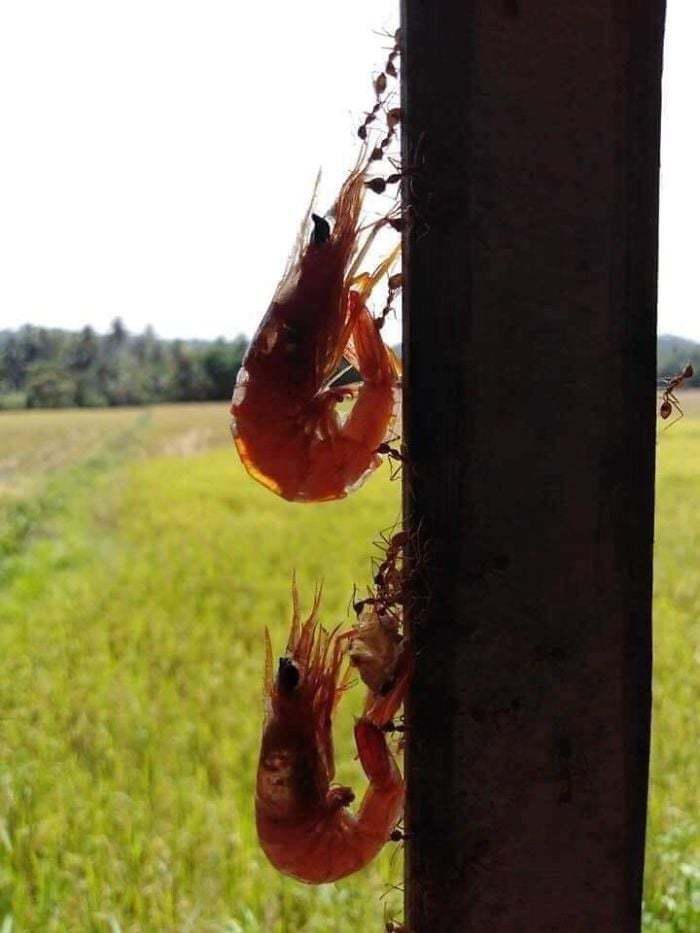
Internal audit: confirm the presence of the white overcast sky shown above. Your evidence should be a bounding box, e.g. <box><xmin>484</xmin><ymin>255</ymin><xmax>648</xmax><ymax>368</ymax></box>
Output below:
<box><xmin>0</xmin><ymin>1</ymin><xmax>696</xmax><ymax>344</ymax></box>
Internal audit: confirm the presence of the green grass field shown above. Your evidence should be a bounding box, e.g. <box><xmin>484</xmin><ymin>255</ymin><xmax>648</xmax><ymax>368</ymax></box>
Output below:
<box><xmin>0</xmin><ymin>397</ymin><xmax>698</xmax><ymax>931</ymax></box>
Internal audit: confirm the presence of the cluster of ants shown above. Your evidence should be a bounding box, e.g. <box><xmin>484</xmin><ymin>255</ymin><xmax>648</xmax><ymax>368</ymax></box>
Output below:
<box><xmin>351</xmin><ymin>526</ymin><xmax>411</xmax><ymax>743</ymax></box>
<box><xmin>361</xmin><ymin>36</ymin><xmax>411</xmax><ymax>933</ymax></box>
<box><xmin>358</xmin><ymin>30</ymin><xmax>409</xmax><ymax>233</ymax></box>
<box><xmin>358</xmin><ymin>30</ymin><xmax>402</xmax><ymax>166</ymax></box>
<box><xmin>348</xmin><ymin>526</ymin><xmax>413</xmax><ymax>931</ymax></box>
<box><xmin>353</xmin><ymin>530</ymin><xmax>406</xmax><ymax>633</ymax></box>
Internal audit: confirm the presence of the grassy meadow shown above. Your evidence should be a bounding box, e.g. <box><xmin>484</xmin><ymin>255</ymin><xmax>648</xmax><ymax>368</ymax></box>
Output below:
<box><xmin>0</xmin><ymin>396</ymin><xmax>698</xmax><ymax>931</ymax></box>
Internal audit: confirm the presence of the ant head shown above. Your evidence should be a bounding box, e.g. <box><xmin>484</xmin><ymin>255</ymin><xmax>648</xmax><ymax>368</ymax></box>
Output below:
<box><xmin>310</xmin><ymin>214</ymin><xmax>331</xmax><ymax>246</ymax></box>
<box><xmin>379</xmin><ymin>674</ymin><xmax>397</xmax><ymax>696</ymax></box>
<box><xmin>659</xmin><ymin>399</ymin><xmax>672</xmax><ymax>419</ymax></box>
<box><xmin>683</xmin><ymin>363</ymin><xmax>694</xmax><ymax>379</ymax></box>
<box><xmin>386</xmin><ymin>107</ymin><xmax>402</xmax><ymax>130</ymax></box>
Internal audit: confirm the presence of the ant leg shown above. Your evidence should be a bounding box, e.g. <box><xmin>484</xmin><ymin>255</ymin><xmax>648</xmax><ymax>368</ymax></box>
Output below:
<box><xmin>388</xmin><ymin>458</ymin><xmax>403</xmax><ymax>481</ymax></box>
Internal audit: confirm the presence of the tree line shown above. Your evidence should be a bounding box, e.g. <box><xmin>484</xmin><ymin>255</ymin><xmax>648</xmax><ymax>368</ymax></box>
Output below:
<box><xmin>0</xmin><ymin>322</ymin><xmax>697</xmax><ymax>411</ymax></box>
<box><xmin>0</xmin><ymin>320</ymin><xmax>248</xmax><ymax>410</ymax></box>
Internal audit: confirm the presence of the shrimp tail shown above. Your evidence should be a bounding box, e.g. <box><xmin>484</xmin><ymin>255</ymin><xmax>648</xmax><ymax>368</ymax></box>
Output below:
<box><xmin>349</xmin><ymin>302</ymin><xmax>402</xmax><ymax>385</ymax></box>
<box><xmin>343</xmin><ymin>245</ymin><xmax>402</xmax><ymax>385</ymax></box>
<box><xmin>355</xmin><ymin>718</ymin><xmax>401</xmax><ymax>788</ymax></box>
<box><xmin>353</xmin><ymin>717</ymin><xmax>405</xmax><ymax>850</ymax></box>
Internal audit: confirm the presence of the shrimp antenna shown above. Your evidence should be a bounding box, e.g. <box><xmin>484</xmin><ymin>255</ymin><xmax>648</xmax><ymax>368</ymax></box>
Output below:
<box><xmin>280</xmin><ymin>169</ymin><xmax>323</xmax><ymax>286</ymax></box>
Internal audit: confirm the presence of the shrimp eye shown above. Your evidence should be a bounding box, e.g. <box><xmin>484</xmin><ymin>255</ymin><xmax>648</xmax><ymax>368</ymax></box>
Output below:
<box><xmin>278</xmin><ymin>657</ymin><xmax>300</xmax><ymax>693</ymax></box>
<box><xmin>379</xmin><ymin>675</ymin><xmax>396</xmax><ymax>696</ymax></box>
<box><xmin>310</xmin><ymin>213</ymin><xmax>331</xmax><ymax>245</ymax></box>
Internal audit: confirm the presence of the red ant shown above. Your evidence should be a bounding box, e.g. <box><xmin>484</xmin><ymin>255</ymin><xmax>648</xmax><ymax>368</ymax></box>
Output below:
<box><xmin>383</xmin><ymin>28</ymin><xmax>401</xmax><ymax>78</ymax></box>
<box><xmin>358</xmin><ymin>100</ymin><xmax>383</xmax><ymax>141</ymax></box>
<box><xmin>373</xmin><ymin>528</ymin><xmax>409</xmax><ymax>581</ymax></box>
<box><xmin>377</xmin><ymin>440</ymin><xmax>406</xmax><ymax>480</ymax></box>
<box><xmin>375</xmin><ymin>272</ymin><xmax>403</xmax><ymax>331</ymax></box>
<box><xmin>659</xmin><ymin>363</ymin><xmax>694</xmax><ymax>425</ymax></box>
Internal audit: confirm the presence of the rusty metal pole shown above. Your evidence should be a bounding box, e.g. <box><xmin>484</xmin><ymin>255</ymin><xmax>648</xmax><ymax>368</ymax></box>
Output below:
<box><xmin>401</xmin><ymin>1</ymin><xmax>665</xmax><ymax>930</ymax></box>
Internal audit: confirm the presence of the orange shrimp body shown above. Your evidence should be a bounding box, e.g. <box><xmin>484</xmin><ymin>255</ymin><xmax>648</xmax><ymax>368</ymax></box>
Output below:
<box><xmin>231</xmin><ymin>165</ymin><xmax>401</xmax><ymax>502</ymax></box>
<box><xmin>256</xmin><ymin>588</ymin><xmax>404</xmax><ymax>884</ymax></box>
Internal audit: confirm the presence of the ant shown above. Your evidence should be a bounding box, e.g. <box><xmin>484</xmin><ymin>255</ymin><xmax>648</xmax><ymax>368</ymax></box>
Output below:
<box><xmin>375</xmin><ymin>271</ymin><xmax>403</xmax><ymax>331</ymax></box>
<box><xmin>377</xmin><ymin>440</ymin><xmax>406</xmax><ymax>480</ymax></box>
<box><xmin>372</xmin><ymin>528</ymin><xmax>409</xmax><ymax>586</ymax></box>
<box><xmin>383</xmin><ymin>28</ymin><xmax>401</xmax><ymax>79</ymax></box>
<box><xmin>364</xmin><ymin>129</ymin><xmax>406</xmax><ymax>193</ymax></box>
<box><xmin>389</xmin><ymin>818</ymin><xmax>409</xmax><ymax>843</ymax></box>
<box><xmin>358</xmin><ymin>100</ymin><xmax>384</xmax><ymax>142</ymax></box>
<box><xmin>659</xmin><ymin>363</ymin><xmax>694</xmax><ymax>425</ymax></box>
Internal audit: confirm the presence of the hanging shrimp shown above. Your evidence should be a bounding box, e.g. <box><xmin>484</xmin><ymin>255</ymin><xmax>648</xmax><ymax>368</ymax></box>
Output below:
<box><xmin>256</xmin><ymin>584</ymin><xmax>405</xmax><ymax>883</ymax></box>
<box><xmin>230</xmin><ymin>159</ymin><xmax>402</xmax><ymax>502</ymax></box>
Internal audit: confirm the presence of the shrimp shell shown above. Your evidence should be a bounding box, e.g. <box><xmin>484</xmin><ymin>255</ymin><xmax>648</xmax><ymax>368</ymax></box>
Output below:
<box><xmin>256</xmin><ymin>585</ymin><xmax>404</xmax><ymax>883</ymax></box>
<box><xmin>231</xmin><ymin>161</ymin><xmax>401</xmax><ymax>502</ymax></box>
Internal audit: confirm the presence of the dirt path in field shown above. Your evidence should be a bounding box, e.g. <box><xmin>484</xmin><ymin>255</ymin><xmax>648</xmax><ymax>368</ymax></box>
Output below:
<box><xmin>0</xmin><ymin>402</ymin><xmax>229</xmax><ymax>501</ymax></box>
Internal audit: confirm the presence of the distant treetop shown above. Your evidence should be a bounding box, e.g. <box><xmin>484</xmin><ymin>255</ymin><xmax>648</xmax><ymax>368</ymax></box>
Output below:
<box><xmin>0</xmin><ymin>320</ymin><xmax>249</xmax><ymax>410</ymax></box>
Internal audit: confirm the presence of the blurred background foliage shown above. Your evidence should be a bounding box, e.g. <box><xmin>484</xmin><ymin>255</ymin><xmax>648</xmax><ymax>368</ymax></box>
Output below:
<box><xmin>0</xmin><ymin>320</ymin><xmax>248</xmax><ymax>410</ymax></box>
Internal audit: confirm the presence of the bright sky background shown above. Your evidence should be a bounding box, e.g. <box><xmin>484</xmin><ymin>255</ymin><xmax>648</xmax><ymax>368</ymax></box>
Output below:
<box><xmin>0</xmin><ymin>1</ymin><xmax>696</xmax><ymax>344</ymax></box>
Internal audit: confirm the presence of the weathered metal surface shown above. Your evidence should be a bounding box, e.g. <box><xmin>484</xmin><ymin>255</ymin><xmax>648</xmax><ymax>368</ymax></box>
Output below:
<box><xmin>401</xmin><ymin>1</ymin><xmax>665</xmax><ymax>929</ymax></box>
